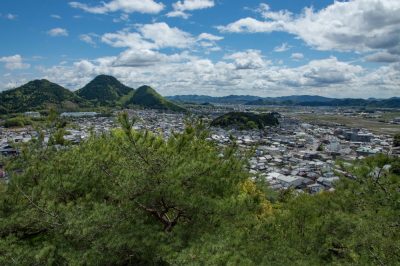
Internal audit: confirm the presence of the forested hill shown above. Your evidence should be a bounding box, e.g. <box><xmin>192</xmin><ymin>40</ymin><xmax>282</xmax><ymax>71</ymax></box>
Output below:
<box><xmin>0</xmin><ymin>77</ymin><xmax>186</xmax><ymax>113</ymax></box>
<box><xmin>76</xmin><ymin>75</ymin><xmax>134</xmax><ymax>105</ymax></box>
<box><xmin>0</xmin><ymin>79</ymin><xmax>90</xmax><ymax>114</ymax></box>
<box><xmin>211</xmin><ymin>112</ymin><xmax>279</xmax><ymax>130</ymax></box>
<box><xmin>126</xmin><ymin>85</ymin><xmax>186</xmax><ymax>112</ymax></box>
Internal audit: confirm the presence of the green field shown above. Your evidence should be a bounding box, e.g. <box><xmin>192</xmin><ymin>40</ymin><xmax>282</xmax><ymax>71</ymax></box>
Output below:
<box><xmin>292</xmin><ymin>113</ymin><xmax>400</xmax><ymax>135</ymax></box>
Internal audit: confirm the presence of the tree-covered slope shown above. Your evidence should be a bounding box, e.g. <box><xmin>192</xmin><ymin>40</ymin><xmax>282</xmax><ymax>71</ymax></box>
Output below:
<box><xmin>211</xmin><ymin>112</ymin><xmax>279</xmax><ymax>130</ymax></box>
<box><xmin>0</xmin><ymin>79</ymin><xmax>89</xmax><ymax>113</ymax></box>
<box><xmin>126</xmin><ymin>85</ymin><xmax>186</xmax><ymax>112</ymax></box>
<box><xmin>76</xmin><ymin>75</ymin><xmax>134</xmax><ymax>105</ymax></box>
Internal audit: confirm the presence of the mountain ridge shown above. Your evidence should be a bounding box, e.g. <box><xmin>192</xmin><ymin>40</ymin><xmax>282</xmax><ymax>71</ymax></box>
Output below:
<box><xmin>167</xmin><ymin>94</ymin><xmax>400</xmax><ymax>108</ymax></box>
<box><xmin>76</xmin><ymin>75</ymin><xmax>134</xmax><ymax>105</ymax></box>
<box><xmin>126</xmin><ymin>85</ymin><xmax>186</xmax><ymax>112</ymax></box>
<box><xmin>0</xmin><ymin>77</ymin><xmax>186</xmax><ymax>114</ymax></box>
<box><xmin>0</xmin><ymin>79</ymin><xmax>90</xmax><ymax>114</ymax></box>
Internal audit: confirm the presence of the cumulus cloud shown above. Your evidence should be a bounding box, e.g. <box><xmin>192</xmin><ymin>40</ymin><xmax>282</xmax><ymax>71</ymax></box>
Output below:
<box><xmin>364</xmin><ymin>52</ymin><xmax>400</xmax><ymax>63</ymax></box>
<box><xmin>291</xmin><ymin>53</ymin><xmax>304</xmax><ymax>61</ymax></box>
<box><xmin>101</xmin><ymin>22</ymin><xmax>222</xmax><ymax>52</ymax></box>
<box><xmin>69</xmin><ymin>0</ymin><xmax>164</xmax><ymax>14</ymax></box>
<box><xmin>167</xmin><ymin>0</ymin><xmax>214</xmax><ymax>19</ymax></box>
<box><xmin>101</xmin><ymin>23</ymin><xmax>195</xmax><ymax>50</ymax></box>
<box><xmin>47</xmin><ymin>28</ymin><xmax>68</xmax><ymax>37</ymax></box>
<box><xmin>274</xmin><ymin>43</ymin><xmax>291</xmax><ymax>52</ymax></box>
<box><xmin>79</xmin><ymin>33</ymin><xmax>98</xmax><ymax>46</ymax></box>
<box><xmin>218</xmin><ymin>0</ymin><xmax>400</xmax><ymax>59</ymax></box>
<box><xmin>0</xmin><ymin>55</ymin><xmax>30</xmax><ymax>70</ymax></box>
<box><xmin>34</xmin><ymin>50</ymin><xmax>400</xmax><ymax>98</ymax></box>
<box><xmin>224</xmin><ymin>50</ymin><xmax>269</xmax><ymax>70</ymax></box>
<box><xmin>102</xmin><ymin>31</ymin><xmax>156</xmax><ymax>50</ymax></box>
<box><xmin>197</xmin><ymin>33</ymin><xmax>223</xmax><ymax>41</ymax></box>
<box><xmin>138</xmin><ymin>23</ymin><xmax>195</xmax><ymax>49</ymax></box>
<box><xmin>217</xmin><ymin>17</ymin><xmax>281</xmax><ymax>33</ymax></box>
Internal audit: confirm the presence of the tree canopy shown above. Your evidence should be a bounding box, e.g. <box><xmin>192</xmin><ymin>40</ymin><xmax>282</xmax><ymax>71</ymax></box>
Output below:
<box><xmin>0</xmin><ymin>114</ymin><xmax>399</xmax><ymax>265</ymax></box>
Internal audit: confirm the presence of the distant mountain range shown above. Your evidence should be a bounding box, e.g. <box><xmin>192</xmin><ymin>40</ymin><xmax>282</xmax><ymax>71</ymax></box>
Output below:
<box><xmin>2</xmin><ymin>76</ymin><xmax>399</xmax><ymax>115</ymax></box>
<box><xmin>0</xmin><ymin>75</ymin><xmax>185</xmax><ymax>114</ymax></box>
<box><xmin>167</xmin><ymin>95</ymin><xmax>400</xmax><ymax>108</ymax></box>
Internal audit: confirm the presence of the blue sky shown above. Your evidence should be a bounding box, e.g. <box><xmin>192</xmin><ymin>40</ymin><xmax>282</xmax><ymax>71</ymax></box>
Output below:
<box><xmin>0</xmin><ymin>0</ymin><xmax>399</xmax><ymax>98</ymax></box>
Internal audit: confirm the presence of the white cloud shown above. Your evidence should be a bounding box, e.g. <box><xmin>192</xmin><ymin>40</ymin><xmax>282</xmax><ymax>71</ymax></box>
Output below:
<box><xmin>1</xmin><ymin>13</ymin><xmax>17</xmax><ymax>20</ymax></box>
<box><xmin>173</xmin><ymin>0</ymin><xmax>214</xmax><ymax>11</ymax></box>
<box><xmin>0</xmin><ymin>55</ymin><xmax>30</xmax><ymax>70</ymax></box>
<box><xmin>79</xmin><ymin>34</ymin><xmax>97</xmax><ymax>46</ymax></box>
<box><xmin>217</xmin><ymin>17</ymin><xmax>282</xmax><ymax>33</ymax></box>
<box><xmin>364</xmin><ymin>52</ymin><xmax>400</xmax><ymax>63</ymax></box>
<box><xmin>218</xmin><ymin>0</ymin><xmax>400</xmax><ymax>59</ymax></box>
<box><xmin>198</xmin><ymin>33</ymin><xmax>223</xmax><ymax>41</ymax></box>
<box><xmin>166</xmin><ymin>10</ymin><xmax>190</xmax><ymax>19</ymax></box>
<box><xmin>69</xmin><ymin>0</ymin><xmax>164</xmax><ymax>14</ymax></box>
<box><xmin>167</xmin><ymin>0</ymin><xmax>214</xmax><ymax>19</ymax></box>
<box><xmin>47</xmin><ymin>28</ymin><xmax>68</xmax><ymax>37</ymax></box>
<box><xmin>50</xmin><ymin>14</ymin><xmax>62</xmax><ymax>19</ymax></box>
<box><xmin>291</xmin><ymin>53</ymin><xmax>304</xmax><ymax>61</ymax></box>
<box><xmin>224</xmin><ymin>50</ymin><xmax>269</xmax><ymax>70</ymax></box>
<box><xmin>102</xmin><ymin>22</ymin><xmax>211</xmax><ymax>51</ymax></box>
<box><xmin>138</xmin><ymin>23</ymin><xmax>195</xmax><ymax>49</ymax></box>
<box><xmin>274</xmin><ymin>43</ymin><xmax>291</xmax><ymax>52</ymax></box>
<box><xmin>102</xmin><ymin>31</ymin><xmax>156</xmax><ymax>50</ymax></box>
<box><xmin>34</xmin><ymin>51</ymin><xmax>400</xmax><ymax>98</ymax></box>
<box><xmin>113</xmin><ymin>13</ymin><xmax>130</xmax><ymax>23</ymax></box>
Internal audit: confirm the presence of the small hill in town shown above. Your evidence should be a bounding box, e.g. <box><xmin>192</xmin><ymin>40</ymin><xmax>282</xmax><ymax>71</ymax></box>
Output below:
<box><xmin>0</xmin><ymin>79</ymin><xmax>89</xmax><ymax>114</ymax></box>
<box><xmin>211</xmin><ymin>112</ymin><xmax>279</xmax><ymax>130</ymax></box>
<box><xmin>126</xmin><ymin>85</ymin><xmax>186</xmax><ymax>112</ymax></box>
<box><xmin>76</xmin><ymin>75</ymin><xmax>134</xmax><ymax>105</ymax></box>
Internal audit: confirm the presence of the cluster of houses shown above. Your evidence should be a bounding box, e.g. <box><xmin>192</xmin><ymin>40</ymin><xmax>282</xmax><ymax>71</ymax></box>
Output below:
<box><xmin>1</xmin><ymin>109</ymin><xmax>398</xmax><ymax>194</ymax></box>
<box><xmin>208</xmin><ymin>114</ymin><xmax>396</xmax><ymax>194</ymax></box>
<box><xmin>126</xmin><ymin>110</ymin><xmax>186</xmax><ymax>138</ymax></box>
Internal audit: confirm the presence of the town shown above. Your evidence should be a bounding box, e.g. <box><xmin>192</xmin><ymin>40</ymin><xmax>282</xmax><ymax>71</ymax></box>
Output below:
<box><xmin>1</xmin><ymin>106</ymin><xmax>399</xmax><ymax>195</ymax></box>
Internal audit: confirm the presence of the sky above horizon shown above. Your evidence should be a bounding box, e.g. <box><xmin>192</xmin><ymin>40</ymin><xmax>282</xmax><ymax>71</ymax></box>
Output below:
<box><xmin>0</xmin><ymin>0</ymin><xmax>399</xmax><ymax>98</ymax></box>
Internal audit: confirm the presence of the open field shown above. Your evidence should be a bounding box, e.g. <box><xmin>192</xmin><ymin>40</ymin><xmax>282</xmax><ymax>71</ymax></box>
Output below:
<box><xmin>291</xmin><ymin>113</ymin><xmax>400</xmax><ymax>136</ymax></box>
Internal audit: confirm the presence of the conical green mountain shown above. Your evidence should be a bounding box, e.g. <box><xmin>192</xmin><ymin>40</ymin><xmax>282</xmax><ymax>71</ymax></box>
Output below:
<box><xmin>0</xmin><ymin>79</ymin><xmax>89</xmax><ymax>114</ymax></box>
<box><xmin>76</xmin><ymin>75</ymin><xmax>134</xmax><ymax>105</ymax></box>
<box><xmin>126</xmin><ymin>85</ymin><xmax>185</xmax><ymax>112</ymax></box>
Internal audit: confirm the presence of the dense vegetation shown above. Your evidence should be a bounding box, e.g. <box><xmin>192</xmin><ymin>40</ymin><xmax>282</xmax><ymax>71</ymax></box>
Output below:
<box><xmin>394</xmin><ymin>133</ymin><xmax>400</xmax><ymax>147</ymax></box>
<box><xmin>126</xmin><ymin>85</ymin><xmax>186</xmax><ymax>112</ymax></box>
<box><xmin>76</xmin><ymin>75</ymin><xmax>134</xmax><ymax>106</ymax></box>
<box><xmin>2</xmin><ymin>116</ymin><xmax>33</xmax><ymax>128</ymax></box>
<box><xmin>1</xmin><ymin>115</ymin><xmax>397</xmax><ymax>264</ymax></box>
<box><xmin>211</xmin><ymin>112</ymin><xmax>279</xmax><ymax>130</ymax></box>
<box><xmin>0</xmin><ymin>80</ymin><xmax>90</xmax><ymax>113</ymax></box>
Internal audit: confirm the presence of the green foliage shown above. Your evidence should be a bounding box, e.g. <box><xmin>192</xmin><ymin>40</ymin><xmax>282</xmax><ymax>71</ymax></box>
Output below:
<box><xmin>126</xmin><ymin>85</ymin><xmax>186</xmax><ymax>112</ymax></box>
<box><xmin>317</xmin><ymin>143</ymin><xmax>324</xmax><ymax>151</ymax></box>
<box><xmin>0</xmin><ymin>115</ymin><xmax>265</xmax><ymax>264</ymax></box>
<box><xmin>3</xmin><ymin>116</ymin><xmax>32</xmax><ymax>128</ymax></box>
<box><xmin>0</xmin><ymin>105</ymin><xmax>8</xmax><ymax>115</ymax></box>
<box><xmin>76</xmin><ymin>75</ymin><xmax>134</xmax><ymax>106</ymax></box>
<box><xmin>211</xmin><ymin>112</ymin><xmax>279</xmax><ymax>130</ymax></box>
<box><xmin>394</xmin><ymin>133</ymin><xmax>400</xmax><ymax>147</ymax></box>
<box><xmin>0</xmin><ymin>79</ymin><xmax>90</xmax><ymax>114</ymax></box>
<box><xmin>0</xmin><ymin>115</ymin><xmax>398</xmax><ymax>265</ymax></box>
